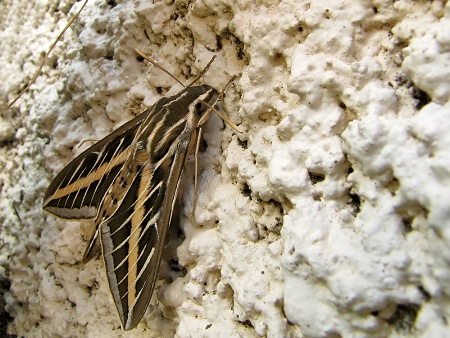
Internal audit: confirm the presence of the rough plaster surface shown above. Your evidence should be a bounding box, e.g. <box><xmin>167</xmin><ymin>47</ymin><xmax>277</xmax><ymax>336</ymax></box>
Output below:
<box><xmin>1</xmin><ymin>0</ymin><xmax>449</xmax><ymax>337</ymax></box>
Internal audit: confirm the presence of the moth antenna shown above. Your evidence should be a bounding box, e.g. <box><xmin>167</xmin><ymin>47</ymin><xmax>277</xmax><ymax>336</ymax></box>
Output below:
<box><xmin>1</xmin><ymin>0</ymin><xmax>89</xmax><ymax>114</ymax></box>
<box><xmin>133</xmin><ymin>48</ymin><xmax>185</xmax><ymax>87</ymax></box>
<box><xmin>134</xmin><ymin>50</ymin><xmax>239</xmax><ymax>131</ymax></box>
<box><xmin>134</xmin><ymin>48</ymin><xmax>217</xmax><ymax>89</ymax></box>
<box><xmin>198</xmin><ymin>75</ymin><xmax>242</xmax><ymax>133</ymax></box>
<box><xmin>186</xmin><ymin>55</ymin><xmax>217</xmax><ymax>88</ymax></box>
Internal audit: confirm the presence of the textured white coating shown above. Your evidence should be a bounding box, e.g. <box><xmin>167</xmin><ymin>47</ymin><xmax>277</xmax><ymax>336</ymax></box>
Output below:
<box><xmin>1</xmin><ymin>0</ymin><xmax>449</xmax><ymax>337</ymax></box>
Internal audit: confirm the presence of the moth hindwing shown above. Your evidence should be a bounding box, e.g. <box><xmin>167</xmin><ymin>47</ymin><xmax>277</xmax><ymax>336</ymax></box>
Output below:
<box><xmin>43</xmin><ymin>84</ymin><xmax>218</xmax><ymax>330</ymax></box>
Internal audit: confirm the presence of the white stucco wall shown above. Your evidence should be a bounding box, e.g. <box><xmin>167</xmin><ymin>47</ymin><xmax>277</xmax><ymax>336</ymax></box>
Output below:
<box><xmin>1</xmin><ymin>0</ymin><xmax>449</xmax><ymax>337</ymax></box>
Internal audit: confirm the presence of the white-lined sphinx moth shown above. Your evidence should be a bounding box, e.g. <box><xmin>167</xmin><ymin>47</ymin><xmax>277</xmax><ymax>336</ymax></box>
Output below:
<box><xmin>43</xmin><ymin>61</ymin><xmax>229</xmax><ymax>329</ymax></box>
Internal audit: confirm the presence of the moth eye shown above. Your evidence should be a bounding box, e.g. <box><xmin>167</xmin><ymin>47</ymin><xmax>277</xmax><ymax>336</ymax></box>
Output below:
<box><xmin>195</xmin><ymin>101</ymin><xmax>208</xmax><ymax>114</ymax></box>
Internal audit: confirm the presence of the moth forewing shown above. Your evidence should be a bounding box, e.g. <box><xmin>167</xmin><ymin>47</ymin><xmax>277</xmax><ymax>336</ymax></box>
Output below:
<box><xmin>43</xmin><ymin>111</ymin><xmax>149</xmax><ymax>220</ymax></box>
<box><xmin>44</xmin><ymin>83</ymin><xmax>219</xmax><ymax>330</ymax></box>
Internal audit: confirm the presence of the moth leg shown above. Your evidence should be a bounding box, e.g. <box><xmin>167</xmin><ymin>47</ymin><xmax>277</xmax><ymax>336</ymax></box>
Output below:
<box><xmin>76</xmin><ymin>138</ymin><xmax>101</xmax><ymax>151</ymax></box>
<box><xmin>190</xmin><ymin>127</ymin><xmax>203</xmax><ymax>226</ymax></box>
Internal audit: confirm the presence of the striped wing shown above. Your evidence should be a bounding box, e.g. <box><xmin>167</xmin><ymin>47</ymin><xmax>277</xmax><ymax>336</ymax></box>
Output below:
<box><xmin>43</xmin><ymin>110</ymin><xmax>150</xmax><ymax>220</ymax></box>
<box><xmin>44</xmin><ymin>85</ymin><xmax>217</xmax><ymax>330</ymax></box>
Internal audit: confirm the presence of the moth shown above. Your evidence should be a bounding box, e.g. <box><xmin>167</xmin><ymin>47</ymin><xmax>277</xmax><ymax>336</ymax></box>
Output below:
<box><xmin>43</xmin><ymin>54</ymin><xmax>237</xmax><ymax>330</ymax></box>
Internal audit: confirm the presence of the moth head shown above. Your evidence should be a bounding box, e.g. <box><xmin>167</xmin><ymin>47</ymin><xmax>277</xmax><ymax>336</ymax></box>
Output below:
<box><xmin>195</xmin><ymin>85</ymin><xmax>218</xmax><ymax>127</ymax></box>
